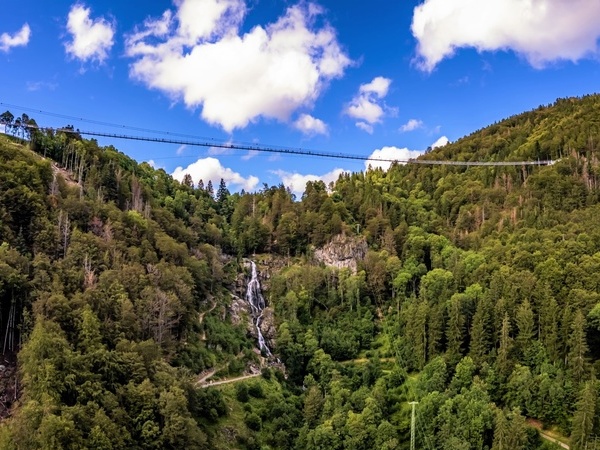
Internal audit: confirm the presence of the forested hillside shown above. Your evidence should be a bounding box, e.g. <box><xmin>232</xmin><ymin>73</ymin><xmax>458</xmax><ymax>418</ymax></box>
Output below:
<box><xmin>0</xmin><ymin>95</ymin><xmax>599</xmax><ymax>449</ymax></box>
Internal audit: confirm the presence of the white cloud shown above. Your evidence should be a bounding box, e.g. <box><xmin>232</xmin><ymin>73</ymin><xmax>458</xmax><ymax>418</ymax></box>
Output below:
<box><xmin>147</xmin><ymin>159</ymin><xmax>164</xmax><ymax>169</ymax></box>
<box><xmin>176</xmin><ymin>144</ymin><xmax>187</xmax><ymax>155</ymax></box>
<box><xmin>400</xmin><ymin>119</ymin><xmax>423</xmax><ymax>132</ymax></box>
<box><xmin>65</xmin><ymin>4</ymin><xmax>115</xmax><ymax>63</ymax></box>
<box><xmin>26</xmin><ymin>81</ymin><xmax>58</xmax><ymax>92</ymax></box>
<box><xmin>207</xmin><ymin>139</ymin><xmax>234</xmax><ymax>156</ymax></box>
<box><xmin>274</xmin><ymin>168</ymin><xmax>346</xmax><ymax>196</ymax></box>
<box><xmin>345</xmin><ymin>76</ymin><xmax>392</xmax><ymax>132</ymax></box>
<box><xmin>176</xmin><ymin>0</ymin><xmax>245</xmax><ymax>41</ymax></box>
<box><xmin>365</xmin><ymin>146</ymin><xmax>423</xmax><ymax>171</ymax></box>
<box><xmin>347</xmin><ymin>97</ymin><xmax>384</xmax><ymax>124</ymax></box>
<box><xmin>431</xmin><ymin>135</ymin><xmax>449</xmax><ymax>149</ymax></box>
<box><xmin>125</xmin><ymin>0</ymin><xmax>351</xmax><ymax>132</ymax></box>
<box><xmin>241</xmin><ymin>150</ymin><xmax>259</xmax><ymax>160</ymax></box>
<box><xmin>412</xmin><ymin>0</ymin><xmax>600</xmax><ymax>71</ymax></box>
<box><xmin>356</xmin><ymin>121</ymin><xmax>373</xmax><ymax>134</ymax></box>
<box><xmin>172</xmin><ymin>157</ymin><xmax>259</xmax><ymax>191</ymax></box>
<box><xmin>359</xmin><ymin>76</ymin><xmax>391</xmax><ymax>98</ymax></box>
<box><xmin>294</xmin><ymin>113</ymin><xmax>328</xmax><ymax>135</ymax></box>
<box><xmin>0</xmin><ymin>23</ymin><xmax>31</xmax><ymax>52</ymax></box>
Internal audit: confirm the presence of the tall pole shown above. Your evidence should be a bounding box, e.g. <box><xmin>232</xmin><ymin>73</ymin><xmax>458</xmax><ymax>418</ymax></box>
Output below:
<box><xmin>409</xmin><ymin>401</ymin><xmax>418</xmax><ymax>450</ymax></box>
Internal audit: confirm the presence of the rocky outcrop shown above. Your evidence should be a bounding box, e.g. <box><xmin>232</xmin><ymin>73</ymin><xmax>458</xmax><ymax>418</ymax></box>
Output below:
<box><xmin>259</xmin><ymin>307</ymin><xmax>276</xmax><ymax>348</ymax></box>
<box><xmin>314</xmin><ymin>233</ymin><xmax>367</xmax><ymax>273</ymax></box>
<box><xmin>227</xmin><ymin>294</ymin><xmax>253</xmax><ymax>335</ymax></box>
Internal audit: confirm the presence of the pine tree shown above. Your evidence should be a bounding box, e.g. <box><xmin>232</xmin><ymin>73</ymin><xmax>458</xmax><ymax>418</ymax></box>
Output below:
<box><xmin>491</xmin><ymin>409</ymin><xmax>510</xmax><ymax>450</ymax></box>
<box><xmin>539</xmin><ymin>294</ymin><xmax>559</xmax><ymax>362</ymax></box>
<box><xmin>216</xmin><ymin>178</ymin><xmax>229</xmax><ymax>203</ymax></box>
<box><xmin>568</xmin><ymin>310</ymin><xmax>589</xmax><ymax>384</ymax></box>
<box><xmin>415</xmin><ymin>301</ymin><xmax>429</xmax><ymax>369</ymax></box>
<box><xmin>497</xmin><ymin>313</ymin><xmax>512</xmax><ymax>377</ymax></box>
<box><xmin>446</xmin><ymin>295</ymin><xmax>465</xmax><ymax>365</ymax></box>
<box><xmin>506</xmin><ymin>409</ymin><xmax>527</xmax><ymax>450</ymax></box>
<box><xmin>427</xmin><ymin>303</ymin><xmax>445</xmax><ymax>360</ymax></box>
<box><xmin>515</xmin><ymin>299</ymin><xmax>534</xmax><ymax>354</ymax></box>
<box><xmin>182</xmin><ymin>173</ymin><xmax>193</xmax><ymax>188</ymax></box>
<box><xmin>206</xmin><ymin>180</ymin><xmax>214</xmax><ymax>198</ymax></box>
<box><xmin>570</xmin><ymin>380</ymin><xmax>597</xmax><ymax>450</ymax></box>
<box><xmin>404</xmin><ymin>300</ymin><xmax>428</xmax><ymax>370</ymax></box>
<box><xmin>469</xmin><ymin>296</ymin><xmax>493</xmax><ymax>365</ymax></box>
<box><xmin>560</xmin><ymin>307</ymin><xmax>573</xmax><ymax>365</ymax></box>
<box><xmin>304</xmin><ymin>386</ymin><xmax>324</xmax><ymax>427</ymax></box>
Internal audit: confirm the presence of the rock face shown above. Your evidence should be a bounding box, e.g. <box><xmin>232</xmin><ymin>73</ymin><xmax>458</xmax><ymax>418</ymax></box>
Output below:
<box><xmin>259</xmin><ymin>307</ymin><xmax>276</xmax><ymax>348</ymax></box>
<box><xmin>314</xmin><ymin>234</ymin><xmax>368</xmax><ymax>273</ymax></box>
<box><xmin>228</xmin><ymin>294</ymin><xmax>253</xmax><ymax>335</ymax></box>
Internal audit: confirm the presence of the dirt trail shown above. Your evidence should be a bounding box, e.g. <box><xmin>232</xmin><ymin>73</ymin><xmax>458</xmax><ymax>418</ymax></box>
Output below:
<box><xmin>198</xmin><ymin>373</ymin><xmax>261</xmax><ymax>388</ymax></box>
<box><xmin>527</xmin><ymin>419</ymin><xmax>570</xmax><ymax>449</ymax></box>
<box><xmin>198</xmin><ymin>301</ymin><xmax>217</xmax><ymax>324</ymax></box>
<box><xmin>196</xmin><ymin>369</ymin><xmax>218</xmax><ymax>385</ymax></box>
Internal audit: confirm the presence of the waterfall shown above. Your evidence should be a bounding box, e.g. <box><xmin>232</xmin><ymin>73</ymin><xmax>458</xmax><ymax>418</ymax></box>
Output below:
<box><xmin>245</xmin><ymin>261</ymin><xmax>272</xmax><ymax>357</ymax></box>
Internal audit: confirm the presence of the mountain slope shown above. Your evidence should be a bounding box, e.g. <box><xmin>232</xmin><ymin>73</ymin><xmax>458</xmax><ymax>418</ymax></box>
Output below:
<box><xmin>0</xmin><ymin>95</ymin><xmax>600</xmax><ymax>449</ymax></box>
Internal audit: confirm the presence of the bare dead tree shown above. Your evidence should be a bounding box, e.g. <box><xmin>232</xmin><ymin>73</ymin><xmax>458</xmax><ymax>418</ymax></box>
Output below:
<box><xmin>58</xmin><ymin>211</ymin><xmax>71</xmax><ymax>257</ymax></box>
<box><xmin>83</xmin><ymin>254</ymin><xmax>96</xmax><ymax>290</ymax></box>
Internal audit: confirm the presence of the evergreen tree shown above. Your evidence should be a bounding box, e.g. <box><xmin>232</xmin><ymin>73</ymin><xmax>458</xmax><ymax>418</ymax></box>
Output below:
<box><xmin>216</xmin><ymin>178</ymin><xmax>229</xmax><ymax>204</ymax></box>
<box><xmin>515</xmin><ymin>299</ymin><xmax>534</xmax><ymax>357</ymax></box>
<box><xmin>446</xmin><ymin>295</ymin><xmax>465</xmax><ymax>365</ymax></box>
<box><xmin>427</xmin><ymin>303</ymin><xmax>445</xmax><ymax>360</ymax></box>
<box><xmin>568</xmin><ymin>310</ymin><xmax>589</xmax><ymax>384</ymax></box>
<box><xmin>303</xmin><ymin>386</ymin><xmax>324</xmax><ymax>427</ymax></box>
<box><xmin>539</xmin><ymin>294</ymin><xmax>559</xmax><ymax>362</ymax></box>
<box><xmin>496</xmin><ymin>313</ymin><xmax>512</xmax><ymax>377</ymax></box>
<box><xmin>469</xmin><ymin>296</ymin><xmax>493</xmax><ymax>365</ymax></box>
<box><xmin>491</xmin><ymin>409</ymin><xmax>510</xmax><ymax>450</ymax></box>
<box><xmin>182</xmin><ymin>173</ymin><xmax>193</xmax><ymax>188</ymax></box>
<box><xmin>570</xmin><ymin>380</ymin><xmax>598</xmax><ymax>450</ymax></box>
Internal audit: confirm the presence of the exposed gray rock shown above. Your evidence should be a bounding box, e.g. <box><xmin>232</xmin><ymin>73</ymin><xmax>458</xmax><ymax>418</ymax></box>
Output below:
<box><xmin>227</xmin><ymin>294</ymin><xmax>254</xmax><ymax>335</ymax></box>
<box><xmin>314</xmin><ymin>233</ymin><xmax>368</xmax><ymax>273</ymax></box>
<box><xmin>259</xmin><ymin>307</ymin><xmax>277</xmax><ymax>348</ymax></box>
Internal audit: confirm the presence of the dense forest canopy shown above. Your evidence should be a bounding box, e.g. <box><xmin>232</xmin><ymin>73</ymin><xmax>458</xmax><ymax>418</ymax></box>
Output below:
<box><xmin>0</xmin><ymin>95</ymin><xmax>599</xmax><ymax>449</ymax></box>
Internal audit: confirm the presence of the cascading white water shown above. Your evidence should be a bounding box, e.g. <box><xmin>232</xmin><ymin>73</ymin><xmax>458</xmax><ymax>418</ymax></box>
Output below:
<box><xmin>245</xmin><ymin>261</ymin><xmax>272</xmax><ymax>357</ymax></box>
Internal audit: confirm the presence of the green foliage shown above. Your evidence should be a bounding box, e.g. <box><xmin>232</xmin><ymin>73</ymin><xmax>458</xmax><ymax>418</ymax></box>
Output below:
<box><xmin>570</xmin><ymin>380</ymin><xmax>598</xmax><ymax>450</ymax></box>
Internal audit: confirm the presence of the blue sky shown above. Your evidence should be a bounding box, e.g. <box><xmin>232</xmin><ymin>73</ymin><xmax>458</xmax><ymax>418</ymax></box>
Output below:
<box><xmin>2</xmin><ymin>0</ymin><xmax>600</xmax><ymax>196</ymax></box>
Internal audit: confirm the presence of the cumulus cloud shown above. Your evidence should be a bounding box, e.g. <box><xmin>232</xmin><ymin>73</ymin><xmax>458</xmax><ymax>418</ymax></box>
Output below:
<box><xmin>431</xmin><ymin>135</ymin><xmax>449</xmax><ymax>149</ymax></box>
<box><xmin>345</xmin><ymin>76</ymin><xmax>392</xmax><ymax>132</ymax></box>
<box><xmin>274</xmin><ymin>168</ymin><xmax>346</xmax><ymax>196</ymax></box>
<box><xmin>365</xmin><ymin>146</ymin><xmax>423</xmax><ymax>171</ymax></box>
<box><xmin>0</xmin><ymin>23</ymin><xmax>31</xmax><ymax>52</ymax></box>
<box><xmin>359</xmin><ymin>76</ymin><xmax>391</xmax><ymax>98</ymax></box>
<box><xmin>65</xmin><ymin>3</ymin><xmax>115</xmax><ymax>63</ymax></box>
<box><xmin>125</xmin><ymin>0</ymin><xmax>351</xmax><ymax>132</ymax></box>
<box><xmin>172</xmin><ymin>157</ymin><xmax>259</xmax><ymax>191</ymax></box>
<box><xmin>400</xmin><ymin>119</ymin><xmax>423</xmax><ymax>132</ymax></box>
<box><xmin>294</xmin><ymin>113</ymin><xmax>328</xmax><ymax>135</ymax></box>
<box><xmin>412</xmin><ymin>0</ymin><xmax>600</xmax><ymax>71</ymax></box>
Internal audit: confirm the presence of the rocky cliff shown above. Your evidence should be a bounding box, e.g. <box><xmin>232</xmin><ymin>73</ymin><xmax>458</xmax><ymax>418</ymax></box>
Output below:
<box><xmin>313</xmin><ymin>233</ymin><xmax>367</xmax><ymax>273</ymax></box>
